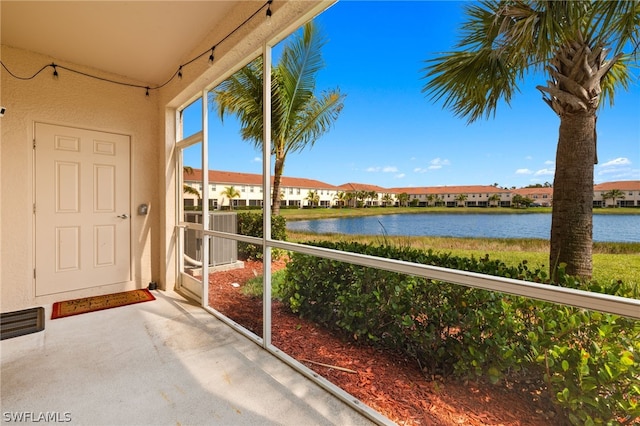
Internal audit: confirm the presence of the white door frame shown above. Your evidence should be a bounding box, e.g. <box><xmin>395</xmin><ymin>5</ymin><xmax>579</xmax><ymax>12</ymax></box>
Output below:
<box><xmin>175</xmin><ymin>89</ymin><xmax>210</xmax><ymax>305</ymax></box>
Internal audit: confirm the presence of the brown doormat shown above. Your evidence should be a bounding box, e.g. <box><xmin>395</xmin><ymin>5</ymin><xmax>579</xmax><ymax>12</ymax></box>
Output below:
<box><xmin>51</xmin><ymin>289</ymin><xmax>156</xmax><ymax>319</ymax></box>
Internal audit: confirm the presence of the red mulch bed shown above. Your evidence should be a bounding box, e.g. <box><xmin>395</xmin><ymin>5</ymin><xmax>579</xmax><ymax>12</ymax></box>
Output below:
<box><xmin>208</xmin><ymin>259</ymin><xmax>563</xmax><ymax>425</ymax></box>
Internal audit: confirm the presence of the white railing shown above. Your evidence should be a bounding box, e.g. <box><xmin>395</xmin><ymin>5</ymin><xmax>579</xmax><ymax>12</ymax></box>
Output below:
<box><xmin>205</xmin><ymin>228</ymin><xmax>640</xmax><ymax>320</ymax></box>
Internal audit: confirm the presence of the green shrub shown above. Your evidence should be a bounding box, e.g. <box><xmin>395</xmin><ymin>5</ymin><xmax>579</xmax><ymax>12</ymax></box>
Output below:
<box><xmin>235</xmin><ymin>205</ymin><xmax>263</xmax><ymax>211</ymax></box>
<box><xmin>236</xmin><ymin>212</ymin><xmax>286</xmax><ymax>260</ymax></box>
<box><xmin>242</xmin><ymin>269</ymin><xmax>288</xmax><ymax>299</ymax></box>
<box><xmin>524</xmin><ymin>302</ymin><xmax>640</xmax><ymax>424</ymax></box>
<box><xmin>280</xmin><ymin>241</ymin><xmax>640</xmax><ymax>423</ymax></box>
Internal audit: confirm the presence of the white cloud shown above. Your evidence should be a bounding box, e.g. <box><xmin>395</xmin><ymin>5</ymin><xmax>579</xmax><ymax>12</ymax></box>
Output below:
<box><xmin>600</xmin><ymin>157</ymin><xmax>631</xmax><ymax>168</ymax></box>
<box><xmin>597</xmin><ymin>166</ymin><xmax>640</xmax><ymax>176</ymax></box>
<box><xmin>596</xmin><ymin>168</ymin><xmax>640</xmax><ymax>180</ymax></box>
<box><xmin>252</xmin><ymin>157</ymin><xmax>262</xmax><ymax>163</ymax></box>
<box><xmin>395</xmin><ymin>173</ymin><xmax>406</xmax><ymax>179</ymax></box>
<box><xmin>428</xmin><ymin>158</ymin><xmax>451</xmax><ymax>170</ymax></box>
<box><xmin>515</xmin><ymin>168</ymin><xmax>532</xmax><ymax>175</ymax></box>
<box><xmin>525</xmin><ymin>155</ymin><xmax>533</xmax><ymax>160</ymax></box>
<box><xmin>544</xmin><ymin>160</ymin><xmax>554</xmax><ymax>165</ymax></box>
<box><xmin>366</xmin><ymin>166</ymin><xmax>398</xmax><ymax>173</ymax></box>
<box><xmin>596</xmin><ymin>157</ymin><xmax>637</xmax><ymax>179</ymax></box>
<box><xmin>431</xmin><ymin>157</ymin><xmax>450</xmax><ymax>166</ymax></box>
<box><xmin>534</xmin><ymin>168</ymin><xmax>555</xmax><ymax>176</ymax></box>
<box><xmin>413</xmin><ymin>158</ymin><xmax>451</xmax><ymax>173</ymax></box>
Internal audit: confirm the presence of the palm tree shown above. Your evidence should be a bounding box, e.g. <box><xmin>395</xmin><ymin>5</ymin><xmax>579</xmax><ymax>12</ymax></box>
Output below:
<box><xmin>183</xmin><ymin>185</ymin><xmax>201</xmax><ymax>200</ymax></box>
<box><xmin>426</xmin><ymin>194</ymin><xmax>435</xmax><ymax>207</ymax></box>
<box><xmin>455</xmin><ymin>193</ymin><xmax>468</xmax><ymax>207</ymax></box>
<box><xmin>334</xmin><ymin>191</ymin><xmax>347</xmax><ymax>208</ymax></box>
<box><xmin>305</xmin><ymin>190</ymin><xmax>320</xmax><ymax>208</ymax></box>
<box><xmin>488</xmin><ymin>193</ymin><xmax>501</xmax><ymax>208</ymax></box>
<box><xmin>182</xmin><ymin>166</ymin><xmax>201</xmax><ymax>209</ymax></box>
<box><xmin>345</xmin><ymin>191</ymin><xmax>355</xmax><ymax>208</ymax></box>
<box><xmin>213</xmin><ymin>22</ymin><xmax>345</xmax><ymax>216</ymax></box>
<box><xmin>422</xmin><ymin>2</ymin><xmax>638</xmax><ymax>279</ymax></box>
<box><xmin>368</xmin><ymin>191</ymin><xmax>379</xmax><ymax>207</ymax></box>
<box><xmin>512</xmin><ymin>194</ymin><xmax>524</xmax><ymax>208</ymax></box>
<box><xmin>396</xmin><ymin>192</ymin><xmax>410</xmax><ymax>207</ymax></box>
<box><xmin>220</xmin><ymin>186</ymin><xmax>241</xmax><ymax>211</ymax></box>
<box><xmin>381</xmin><ymin>193</ymin><xmax>394</xmax><ymax>207</ymax></box>
<box><xmin>606</xmin><ymin>189</ymin><xmax>625</xmax><ymax>208</ymax></box>
<box><xmin>512</xmin><ymin>194</ymin><xmax>534</xmax><ymax>209</ymax></box>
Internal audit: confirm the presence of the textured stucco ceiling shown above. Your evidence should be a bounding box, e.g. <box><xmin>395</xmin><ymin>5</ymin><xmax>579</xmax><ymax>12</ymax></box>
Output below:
<box><xmin>1</xmin><ymin>1</ymin><xmax>240</xmax><ymax>85</ymax></box>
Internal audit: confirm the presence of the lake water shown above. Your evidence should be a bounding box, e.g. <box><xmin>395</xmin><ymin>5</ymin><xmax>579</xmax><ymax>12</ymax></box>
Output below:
<box><xmin>286</xmin><ymin>213</ymin><xmax>640</xmax><ymax>243</ymax></box>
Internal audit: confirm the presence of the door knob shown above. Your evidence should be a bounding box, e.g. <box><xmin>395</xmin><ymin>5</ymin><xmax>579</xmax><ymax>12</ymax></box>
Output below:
<box><xmin>117</xmin><ymin>214</ymin><xmax>129</xmax><ymax>219</ymax></box>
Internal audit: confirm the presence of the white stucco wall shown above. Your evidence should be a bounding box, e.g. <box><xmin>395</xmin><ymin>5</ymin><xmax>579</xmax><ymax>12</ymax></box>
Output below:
<box><xmin>0</xmin><ymin>45</ymin><xmax>160</xmax><ymax>310</ymax></box>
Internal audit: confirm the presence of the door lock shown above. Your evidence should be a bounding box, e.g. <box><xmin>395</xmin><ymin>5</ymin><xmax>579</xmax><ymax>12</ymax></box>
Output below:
<box><xmin>117</xmin><ymin>214</ymin><xmax>129</xmax><ymax>219</ymax></box>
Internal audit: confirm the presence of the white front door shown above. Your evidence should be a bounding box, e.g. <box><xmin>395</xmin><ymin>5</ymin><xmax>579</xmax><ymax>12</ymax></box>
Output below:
<box><xmin>34</xmin><ymin>123</ymin><xmax>131</xmax><ymax>296</ymax></box>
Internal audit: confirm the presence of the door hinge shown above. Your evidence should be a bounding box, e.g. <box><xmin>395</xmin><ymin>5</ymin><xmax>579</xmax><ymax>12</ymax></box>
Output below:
<box><xmin>33</xmin><ymin>139</ymin><xmax>36</xmax><ymax>149</ymax></box>
<box><xmin>33</xmin><ymin>269</ymin><xmax>36</xmax><ymax>279</ymax></box>
<box><xmin>33</xmin><ymin>203</ymin><xmax>36</xmax><ymax>214</ymax></box>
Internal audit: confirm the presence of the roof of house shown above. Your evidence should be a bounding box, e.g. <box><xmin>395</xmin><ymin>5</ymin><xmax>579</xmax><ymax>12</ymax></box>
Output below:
<box><xmin>387</xmin><ymin>185</ymin><xmax>511</xmax><ymax>195</ymax></box>
<box><xmin>337</xmin><ymin>183</ymin><xmax>389</xmax><ymax>193</ymax></box>
<box><xmin>511</xmin><ymin>187</ymin><xmax>554</xmax><ymax>197</ymax></box>
<box><xmin>594</xmin><ymin>181</ymin><xmax>640</xmax><ymax>191</ymax></box>
<box><xmin>184</xmin><ymin>169</ymin><xmax>339</xmax><ymax>190</ymax></box>
<box><xmin>185</xmin><ymin>169</ymin><xmax>640</xmax><ymax>196</ymax></box>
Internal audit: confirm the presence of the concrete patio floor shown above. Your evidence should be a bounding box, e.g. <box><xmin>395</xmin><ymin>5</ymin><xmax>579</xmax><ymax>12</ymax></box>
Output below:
<box><xmin>0</xmin><ymin>289</ymin><xmax>380</xmax><ymax>425</ymax></box>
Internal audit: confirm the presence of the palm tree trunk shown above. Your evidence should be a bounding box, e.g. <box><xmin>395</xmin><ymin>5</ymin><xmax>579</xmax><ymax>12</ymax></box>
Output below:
<box><xmin>550</xmin><ymin>112</ymin><xmax>596</xmax><ymax>280</ymax></box>
<box><xmin>271</xmin><ymin>155</ymin><xmax>285</xmax><ymax>216</ymax></box>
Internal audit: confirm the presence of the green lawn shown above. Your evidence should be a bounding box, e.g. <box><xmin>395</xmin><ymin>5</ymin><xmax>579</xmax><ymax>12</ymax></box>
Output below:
<box><xmin>285</xmin><ymin>231</ymin><xmax>640</xmax><ymax>287</ymax></box>
<box><xmin>445</xmin><ymin>250</ymin><xmax>640</xmax><ymax>285</ymax></box>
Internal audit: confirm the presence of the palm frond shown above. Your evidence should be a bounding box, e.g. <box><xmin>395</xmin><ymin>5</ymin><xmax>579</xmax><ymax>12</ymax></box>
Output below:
<box><xmin>285</xmin><ymin>89</ymin><xmax>345</xmax><ymax>155</ymax></box>
<box><xmin>600</xmin><ymin>54</ymin><xmax>635</xmax><ymax>107</ymax></box>
<box><xmin>183</xmin><ymin>185</ymin><xmax>201</xmax><ymax>198</ymax></box>
<box><xmin>279</xmin><ymin>22</ymin><xmax>327</xmax><ymax>130</ymax></box>
<box><xmin>584</xmin><ymin>1</ymin><xmax>640</xmax><ymax>55</ymax></box>
<box><xmin>422</xmin><ymin>0</ymin><xmax>639</xmax><ymax>122</ymax></box>
<box><xmin>213</xmin><ymin>58</ymin><xmax>264</xmax><ymax>149</ymax></box>
<box><xmin>422</xmin><ymin>1</ymin><xmax>529</xmax><ymax>122</ymax></box>
<box><xmin>423</xmin><ymin>48</ymin><xmax>521</xmax><ymax>123</ymax></box>
<box><xmin>211</xmin><ymin>20</ymin><xmax>344</xmax><ymax>178</ymax></box>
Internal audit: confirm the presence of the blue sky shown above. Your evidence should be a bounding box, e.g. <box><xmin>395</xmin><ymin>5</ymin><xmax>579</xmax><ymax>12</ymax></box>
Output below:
<box><xmin>186</xmin><ymin>1</ymin><xmax>640</xmax><ymax>189</ymax></box>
